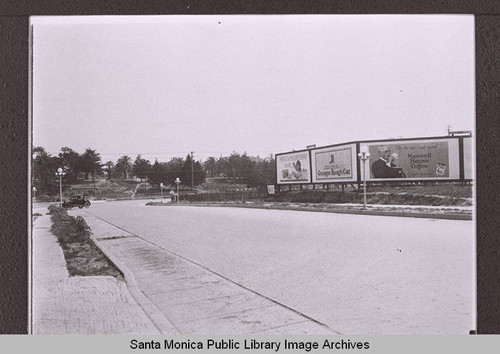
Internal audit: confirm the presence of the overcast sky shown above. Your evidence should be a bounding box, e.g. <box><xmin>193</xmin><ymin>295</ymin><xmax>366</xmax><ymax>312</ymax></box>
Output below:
<box><xmin>32</xmin><ymin>15</ymin><xmax>474</xmax><ymax>163</ymax></box>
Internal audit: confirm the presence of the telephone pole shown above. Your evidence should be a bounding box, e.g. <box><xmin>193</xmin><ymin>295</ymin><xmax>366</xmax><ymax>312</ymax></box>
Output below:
<box><xmin>191</xmin><ymin>151</ymin><xmax>194</xmax><ymax>191</ymax></box>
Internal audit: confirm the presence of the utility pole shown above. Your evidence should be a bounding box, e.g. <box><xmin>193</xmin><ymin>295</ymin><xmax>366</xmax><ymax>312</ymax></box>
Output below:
<box><xmin>191</xmin><ymin>151</ymin><xmax>194</xmax><ymax>191</ymax></box>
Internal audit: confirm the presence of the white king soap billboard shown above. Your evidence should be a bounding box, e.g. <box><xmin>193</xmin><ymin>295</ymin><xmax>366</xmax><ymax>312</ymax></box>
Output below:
<box><xmin>365</xmin><ymin>138</ymin><xmax>461</xmax><ymax>181</ymax></box>
<box><xmin>276</xmin><ymin>150</ymin><xmax>311</xmax><ymax>184</ymax></box>
<box><xmin>311</xmin><ymin>143</ymin><xmax>357</xmax><ymax>183</ymax></box>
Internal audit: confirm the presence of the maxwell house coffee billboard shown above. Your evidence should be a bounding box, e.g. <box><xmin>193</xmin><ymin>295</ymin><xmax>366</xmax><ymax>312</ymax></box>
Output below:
<box><xmin>276</xmin><ymin>151</ymin><xmax>311</xmax><ymax>184</ymax></box>
<box><xmin>365</xmin><ymin>138</ymin><xmax>460</xmax><ymax>181</ymax></box>
<box><xmin>311</xmin><ymin>143</ymin><xmax>357</xmax><ymax>183</ymax></box>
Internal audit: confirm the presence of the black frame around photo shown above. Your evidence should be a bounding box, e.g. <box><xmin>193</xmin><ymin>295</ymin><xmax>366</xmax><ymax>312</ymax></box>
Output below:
<box><xmin>1</xmin><ymin>1</ymin><xmax>499</xmax><ymax>335</ymax></box>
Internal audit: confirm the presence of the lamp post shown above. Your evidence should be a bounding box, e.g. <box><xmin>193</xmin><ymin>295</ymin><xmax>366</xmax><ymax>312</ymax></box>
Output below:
<box><xmin>55</xmin><ymin>168</ymin><xmax>65</xmax><ymax>207</ymax></box>
<box><xmin>160</xmin><ymin>183</ymin><xmax>164</xmax><ymax>203</ymax></box>
<box><xmin>175</xmin><ymin>178</ymin><xmax>181</xmax><ymax>204</ymax></box>
<box><xmin>357</xmin><ymin>146</ymin><xmax>370</xmax><ymax>210</ymax></box>
<box><xmin>32</xmin><ymin>187</ymin><xmax>37</xmax><ymax>202</ymax></box>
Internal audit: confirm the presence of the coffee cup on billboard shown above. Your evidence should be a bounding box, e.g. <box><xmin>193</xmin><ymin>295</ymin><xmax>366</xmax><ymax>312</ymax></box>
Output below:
<box><xmin>436</xmin><ymin>163</ymin><xmax>446</xmax><ymax>176</ymax></box>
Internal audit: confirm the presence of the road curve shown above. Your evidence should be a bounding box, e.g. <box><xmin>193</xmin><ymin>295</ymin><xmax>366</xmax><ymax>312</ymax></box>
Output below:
<box><xmin>76</xmin><ymin>200</ymin><xmax>474</xmax><ymax>334</ymax></box>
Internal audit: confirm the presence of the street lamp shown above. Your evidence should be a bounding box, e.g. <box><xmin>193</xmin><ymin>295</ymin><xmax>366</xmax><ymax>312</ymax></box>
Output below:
<box><xmin>175</xmin><ymin>178</ymin><xmax>181</xmax><ymax>204</ymax></box>
<box><xmin>55</xmin><ymin>167</ymin><xmax>65</xmax><ymax>207</ymax></box>
<box><xmin>32</xmin><ymin>187</ymin><xmax>37</xmax><ymax>202</ymax></box>
<box><xmin>160</xmin><ymin>183</ymin><xmax>164</xmax><ymax>203</ymax></box>
<box><xmin>357</xmin><ymin>146</ymin><xmax>370</xmax><ymax>210</ymax></box>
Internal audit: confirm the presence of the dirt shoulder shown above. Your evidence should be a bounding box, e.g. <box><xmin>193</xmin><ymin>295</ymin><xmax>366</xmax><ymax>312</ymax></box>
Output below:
<box><xmin>147</xmin><ymin>200</ymin><xmax>473</xmax><ymax>220</ymax></box>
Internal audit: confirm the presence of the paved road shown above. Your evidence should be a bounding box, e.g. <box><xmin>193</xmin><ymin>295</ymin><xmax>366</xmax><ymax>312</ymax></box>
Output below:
<box><xmin>77</xmin><ymin>200</ymin><xmax>474</xmax><ymax>334</ymax></box>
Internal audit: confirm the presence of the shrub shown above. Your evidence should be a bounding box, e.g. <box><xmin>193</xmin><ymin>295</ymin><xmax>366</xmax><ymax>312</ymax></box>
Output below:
<box><xmin>35</xmin><ymin>195</ymin><xmax>55</xmax><ymax>202</ymax></box>
<box><xmin>264</xmin><ymin>188</ymin><xmax>473</xmax><ymax>206</ymax></box>
<box><xmin>50</xmin><ymin>206</ymin><xmax>91</xmax><ymax>243</ymax></box>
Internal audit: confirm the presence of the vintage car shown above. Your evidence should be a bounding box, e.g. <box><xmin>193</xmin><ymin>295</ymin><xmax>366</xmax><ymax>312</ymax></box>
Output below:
<box><xmin>62</xmin><ymin>195</ymin><xmax>91</xmax><ymax>209</ymax></box>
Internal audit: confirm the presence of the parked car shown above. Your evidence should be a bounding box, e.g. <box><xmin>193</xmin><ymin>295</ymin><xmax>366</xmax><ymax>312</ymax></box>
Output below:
<box><xmin>62</xmin><ymin>195</ymin><xmax>91</xmax><ymax>209</ymax></box>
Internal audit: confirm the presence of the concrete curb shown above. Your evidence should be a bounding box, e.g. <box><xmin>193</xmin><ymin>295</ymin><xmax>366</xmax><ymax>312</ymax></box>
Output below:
<box><xmin>89</xmin><ymin>233</ymin><xmax>180</xmax><ymax>334</ymax></box>
<box><xmin>147</xmin><ymin>202</ymin><xmax>473</xmax><ymax>221</ymax></box>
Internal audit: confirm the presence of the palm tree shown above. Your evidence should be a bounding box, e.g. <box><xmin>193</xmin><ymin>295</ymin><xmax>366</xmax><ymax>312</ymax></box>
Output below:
<box><xmin>116</xmin><ymin>155</ymin><xmax>133</xmax><ymax>179</ymax></box>
<box><xmin>104</xmin><ymin>161</ymin><xmax>115</xmax><ymax>180</ymax></box>
<box><xmin>81</xmin><ymin>148</ymin><xmax>102</xmax><ymax>180</ymax></box>
<box><xmin>203</xmin><ymin>157</ymin><xmax>217</xmax><ymax>178</ymax></box>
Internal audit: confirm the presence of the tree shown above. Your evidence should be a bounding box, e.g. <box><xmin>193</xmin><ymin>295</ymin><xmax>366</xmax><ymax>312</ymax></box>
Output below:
<box><xmin>81</xmin><ymin>148</ymin><xmax>102</xmax><ymax>180</ymax></box>
<box><xmin>223</xmin><ymin>152</ymin><xmax>255</xmax><ymax>183</ymax></box>
<box><xmin>133</xmin><ymin>155</ymin><xmax>152</xmax><ymax>182</ymax></box>
<box><xmin>104</xmin><ymin>161</ymin><xmax>115</xmax><ymax>180</ymax></box>
<box><xmin>115</xmin><ymin>155</ymin><xmax>133</xmax><ymax>179</ymax></box>
<box><xmin>203</xmin><ymin>157</ymin><xmax>217</xmax><ymax>178</ymax></box>
<box><xmin>58</xmin><ymin>147</ymin><xmax>82</xmax><ymax>182</ymax></box>
<box><xmin>32</xmin><ymin>146</ymin><xmax>60</xmax><ymax>195</ymax></box>
<box><xmin>239</xmin><ymin>153</ymin><xmax>256</xmax><ymax>184</ymax></box>
<box><xmin>215</xmin><ymin>156</ymin><xmax>229</xmax><ymax>178</ymax></box>
<box><xmin>147</xmin><ymin>159</ymin><xmax>168</xmax><ymax>186</ymax></box>
<box><xmin>250</xmin><ymin>154</ymin><xmax>276</xmax><ymax>186</ymax></box>
<box><xmin>164</xmin><ymin>157</ymin><xmax>185</xmax><ymax>186</ymax></box>
<box><xmin>201</xmin><ymin>152</ymin><xmax>275</xmax><ymax>187</ymax></box>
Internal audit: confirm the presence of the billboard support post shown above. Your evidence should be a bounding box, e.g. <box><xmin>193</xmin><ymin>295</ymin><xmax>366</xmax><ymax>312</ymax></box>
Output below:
<box><xmin>355</xmin><ymin>143</ymin><xmax>361</xmax><ymax>190</ymax></box>
<box><xmin>358</xmin><ymin>146</ymin><xmax>370</xmax><ymax>209</ymax></box>
<box><xmin>459</xmin><ymin>137</ymin><xmax>465</xmax><ymax>181</ymax></box>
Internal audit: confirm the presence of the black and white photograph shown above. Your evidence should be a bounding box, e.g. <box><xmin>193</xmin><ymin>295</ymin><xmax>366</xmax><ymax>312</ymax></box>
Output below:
<box><xmin>30</xmin><ymin>15</ymin><xmax>475</xmax><ymax>336</ymax></box>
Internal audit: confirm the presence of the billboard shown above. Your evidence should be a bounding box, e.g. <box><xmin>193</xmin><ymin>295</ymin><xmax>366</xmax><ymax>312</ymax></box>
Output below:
<box><xmin>276</xmin><ymin>151</ymin><xmax>311</xmax><ymax>184</ymax></box>
<box><xmin>311</xmin><ymin>143</ymin><xmax>357</xmax><ymax>183</ymax></box>
<box><xmin>463</xmin><ymin>137</ymin><xmax>473</xmax><ymax>180</ymax></box>
<box><xmin>365</xmin><ymin>138</ymin><xmax>460</xmax><ymax>181</ymax></box>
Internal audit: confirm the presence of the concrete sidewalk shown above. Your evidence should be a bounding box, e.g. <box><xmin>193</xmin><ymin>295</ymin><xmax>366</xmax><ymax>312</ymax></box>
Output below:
<box><xmin>31</xmin><ymin>205</ymin><xmax>176</xmax><ymax>334</ymax></box>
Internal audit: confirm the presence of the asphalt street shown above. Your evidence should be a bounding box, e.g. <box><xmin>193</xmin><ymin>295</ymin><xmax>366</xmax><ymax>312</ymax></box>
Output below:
<box><xmin>76</xmin><ymin>199</ymin><xmax>474</xmax><ymax>334</ymax></box>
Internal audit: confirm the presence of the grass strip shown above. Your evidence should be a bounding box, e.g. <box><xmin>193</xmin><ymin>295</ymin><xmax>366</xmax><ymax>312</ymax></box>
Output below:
<box><xmin>48</xmin><ymin>205</ymin><xmax>123</xmax><ymax>280</ymax></box>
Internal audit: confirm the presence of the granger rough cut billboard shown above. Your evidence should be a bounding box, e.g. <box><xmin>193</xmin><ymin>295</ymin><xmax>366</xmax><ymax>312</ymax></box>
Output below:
<box><xmin>365</xmin><ymin>138</ymin><xmax>460</xmax><ymax>181</ymax></box>
<box><xmin>276</xmin><ymin>151</ymin><xmax>311</xmax><ymax>184</ymax></box>
<box><xmin>311</xmin><ymin>143</ymin><xmax>357</xmax><ymax>183</ymax></box>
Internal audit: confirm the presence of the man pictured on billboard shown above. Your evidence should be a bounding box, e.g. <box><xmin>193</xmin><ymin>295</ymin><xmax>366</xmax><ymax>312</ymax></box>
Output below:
<box><xmin>371</xmin><ymin>145</ymin><xmax>406</xmax><ymax>178</ymax></box>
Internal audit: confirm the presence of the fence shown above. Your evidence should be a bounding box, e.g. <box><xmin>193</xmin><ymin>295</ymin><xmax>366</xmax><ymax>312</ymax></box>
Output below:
<box><xmin>181</xmin><ymin>189</ymin><xmax>262</xmax><ymax>202</ymax></box>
